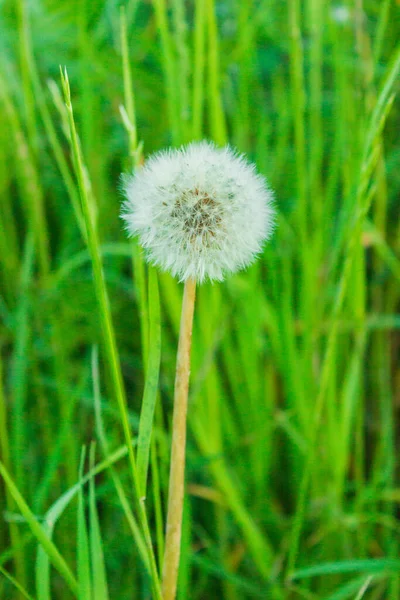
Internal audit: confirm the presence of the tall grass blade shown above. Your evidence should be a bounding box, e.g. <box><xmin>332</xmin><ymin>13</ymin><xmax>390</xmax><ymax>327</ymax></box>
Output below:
<box><xmin>136</xmin><ymin>266</ymin><xmax>161</xmax><ymax>495</ymax></box>
<box><xmin>89</xmin><ymin>444</ymin><xmax>109</xmax><ymax>600</ymax></box>
<box><xmin>0</xmin><ymin>565</ymin><xmax>35</xmax><ymax>600</ymax></box>
<box><xmin>77</xmin><ymin>448</ymin><xmax>92</xmax><ymax>600</ymax></box>
<box><xmin>0</xmin><ymin>461</ymin><xmax>78</xmax><ymax>596</ymax></box>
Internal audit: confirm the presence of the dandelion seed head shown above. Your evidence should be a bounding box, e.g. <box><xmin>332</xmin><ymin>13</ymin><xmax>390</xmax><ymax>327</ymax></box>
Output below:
<box><xmin>121</xmin><ymin>141</ymin><xmax>275</xmax><ymax>282</ymax></box>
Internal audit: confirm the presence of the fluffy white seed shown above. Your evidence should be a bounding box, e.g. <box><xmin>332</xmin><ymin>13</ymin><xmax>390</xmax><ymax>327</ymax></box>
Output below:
<box><xmin>121</xmin><ymin>141</ymin><xmax>275</xmax><ymax>283</ymax></box>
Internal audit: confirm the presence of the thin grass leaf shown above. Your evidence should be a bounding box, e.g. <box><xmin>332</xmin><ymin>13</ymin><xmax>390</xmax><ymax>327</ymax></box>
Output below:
<box><xmin>323</xmin><ymin>575</ymin><xmax>379</xmax><ymax>600</ymax></box>
<box><xmin>92</xmin><ymin>346</ymin><xmax>150</xmax><ymax>573</ymax></box>
<box><xmin>60</xmin><ymin>71</ymin><xmax>161</xmax><ymax>598</ymax></box>
<box><xmin>191</xmin><ymin>552</ymin><xmax>271</xmax><ymax>598</ymax></box>
<box><xmin>136</xmin><ymin>266</ymin><xmax>161</xmax><ymax>495</ymax></box>
<box><xmin>364</xmin><ymin>46</ymin><xmax>400</xmax><ymax>157</ymax></box>
<box><xmin>35</xmin><ymin>538</ymin><xmax>50</xmax><ymax>599</ymax></box>
<box><xmin>151</xmin><ymin>0</ymin><xmax>180</xmax><ymax>143</ymax></box>
<box><xmin>288</xmin><ymin>53</ymin><xmax>400</xmax><ymax>571</ymax></box>
<box><xmin>0</xmin><ymin>533</ymin><xmax>31</xmax><ymax>568</ymax></box>
<box><xmin>77</xmin><ymin>447</ymin><xmax>92</xmax><ymax>600</ymax></box>
<box><xmin>292</xmin><ymin>558</ymin><xmax>400</xmax><ymax>579</ymax></box>
<box><xmin>0</xmin><ymin>461</ymin><xmax>78</xmax><ymax>596</ymax></box>
<box><xmin>3</xmin><ymin>442</ymin><xmax>135</xmax><ymax>595</ymax></box>
<box><xmin>60</xmin><ymin>67</ymin><xmax>136</xmax><ymax>488</ymax></box>
<box><xmin>120</xmin><ymin>6</ymin><xmax>138</xmax><ymax>159</ymax></box>
<box><xmin>36</xmin><ymin>478</ymin><xmax>87</xmax><ymax>599</ymax></box>
<box><xmin>364</xmin><ymin>219</ymin><xmax>400</xmax><ymax>283</ymax></box>
<box><xmin>206</xmin><ymin>0</ymin><xmax>227</xmax><ymax>145</ymax></box>
<box><xmin>59</xmin><ymin>77</ymin><xmax>160</xmax><ymax>586</ymax></box>
<box><xmin>0</xmin><ymin>565</ymin><xmax>35</xmax><ymax>600</ymax></box>
<box><xmin>192</xmin><ymin>0</ymin><xmax>206</xmax><ymax>139</ymax></box>
<box><xmin>353</xmin><ymin>576</ymin><xmax>374</xmax><ymax>600</ymax></box>
<box><xmin>0</xmin><ymin>69</ymin><xmax>49</xmax><ymax>275</ymax></box>
<box><xmin>89</xmin><ymin>444</ymin><xmax>109</xmax><ymax>600</ymax></box>
<box><xmin>10</xmin><ymin>234</ymin><xmax>34</xmax><ymax>491</ymax></box>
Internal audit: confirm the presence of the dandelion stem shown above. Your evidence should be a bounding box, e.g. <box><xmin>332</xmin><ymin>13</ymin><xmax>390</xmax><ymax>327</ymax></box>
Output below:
<box><xmin>162</xmin><ymin>277</ymin><xmax>196</xmax><ymax>600</ymax></box>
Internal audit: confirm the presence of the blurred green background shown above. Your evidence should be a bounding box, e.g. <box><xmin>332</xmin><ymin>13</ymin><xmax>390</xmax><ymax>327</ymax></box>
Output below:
<box><xmin>0</xmin><ymin>0</ymin><xmax>400</xmax><ymax>598</ymax></box>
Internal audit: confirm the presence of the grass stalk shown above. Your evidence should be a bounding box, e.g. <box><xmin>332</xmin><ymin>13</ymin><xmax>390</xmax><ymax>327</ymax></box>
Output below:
<box><xmin>0</xmin><ymin>354</ymin><xmax>27</xmax><ymax>590</ymax></box>
<box><xmin>60</xmin><ymin>68</ymin><xmax>162</xmax><ymax>599</ymax></box>
<box><xmin>0</xmin><ymin>71</ymin><xmax>49</xmax><ymax>277</ymax></box>
<box><xmin>206</xmin><ymin>0</ymin><xmax>227</xmax><ymax>146</ymax></box>
<box><xmin>0</xmin><ymin>461</ymin><xmax>78</xmax><ymax>596</ymax></box>
<box><xmin>152</xmin><ymin>0</ymin><xmax>180</xmax><ymax>143</ymax></box>
<box><xmin>287</xmin><ymin>48</ymin><xmax>400</xmax><ymax>575</ymax></box>
<box><xmin>16</xmin><ymin>0</ymin><xmax>37</xmax><ymax>151</ymax></box>
<box><xmin>120</xmin><ymin>7</ymin><xmax>138</xmax><ymax>160</ymax></box>
<box><xmin>192</xmin><ymin>0</ymin><xmax>206</xmax><ymax>140</ymax></box>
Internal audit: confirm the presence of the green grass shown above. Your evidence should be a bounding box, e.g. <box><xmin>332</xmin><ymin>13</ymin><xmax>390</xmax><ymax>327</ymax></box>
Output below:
<box><xmin>0</xmin><ymin>0</ymin><xmax>400</xmax><ymax>598</ymax></box>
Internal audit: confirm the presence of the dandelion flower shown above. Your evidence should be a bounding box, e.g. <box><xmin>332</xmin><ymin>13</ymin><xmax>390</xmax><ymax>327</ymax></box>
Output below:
<box><xmin>122</xmin><ymin>141</ymin><xmax>275</xmax><ymax>282</ymax></box>
<box><xmin>121</xmin><ymin>141</ymin><xmax>276</xmax><ymax>600</ymax></box>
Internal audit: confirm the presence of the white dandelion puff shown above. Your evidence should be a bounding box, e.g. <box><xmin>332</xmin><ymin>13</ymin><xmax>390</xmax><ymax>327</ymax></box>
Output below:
<box><xmin>121</xmin><ymin>141</ymin><xmax>275</xmax><ymax>283</ymax></box>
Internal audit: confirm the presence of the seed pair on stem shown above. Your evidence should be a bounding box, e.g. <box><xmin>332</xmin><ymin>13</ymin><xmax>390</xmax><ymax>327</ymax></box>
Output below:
<box><xmin>122</xmin><ymin>142</ymin><xmax>275</xmax><ymax>599</ymax></box>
